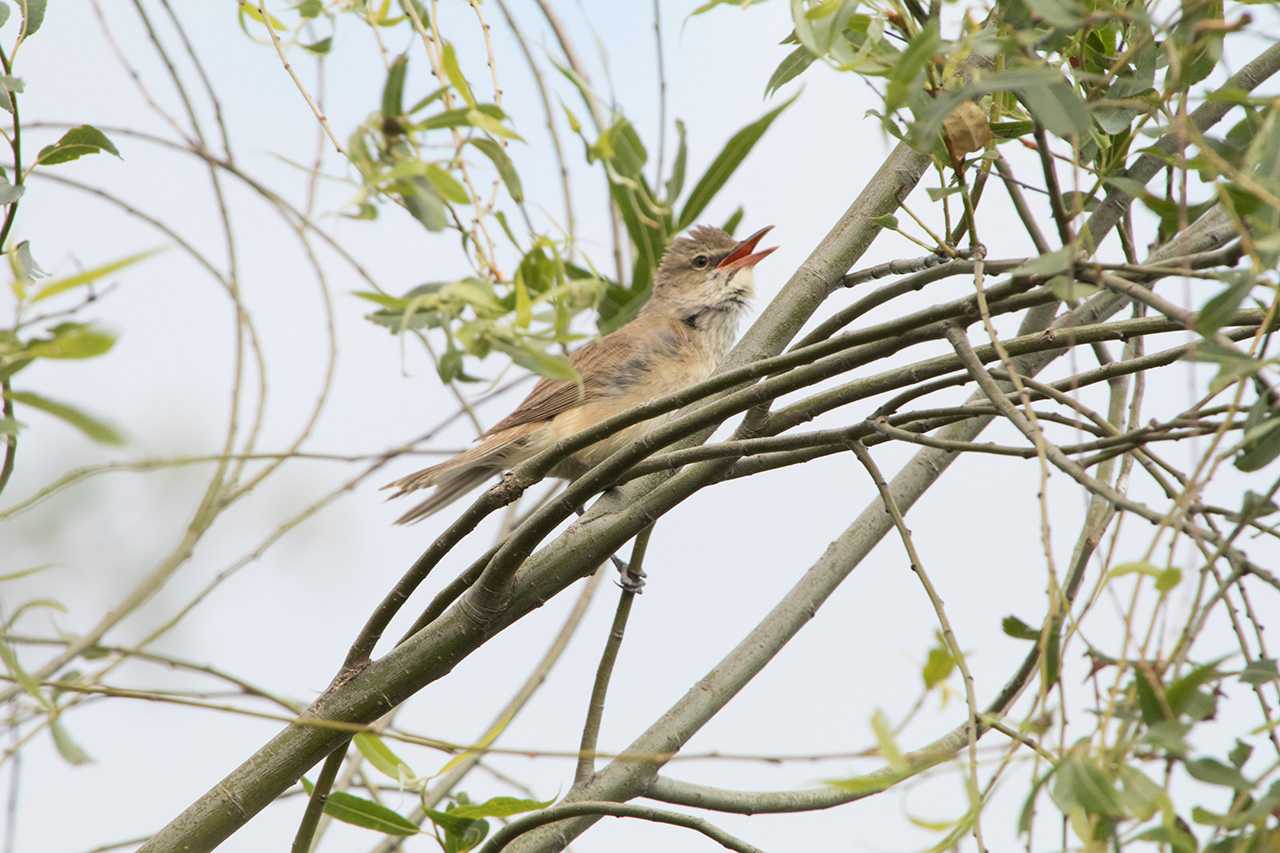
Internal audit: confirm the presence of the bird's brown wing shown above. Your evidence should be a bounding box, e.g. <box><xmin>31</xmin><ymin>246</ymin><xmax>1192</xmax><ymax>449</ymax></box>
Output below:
<box><xmin>481</xmin><ymin>331</ymin><xmax>641</xmax><ymax>437</ymax></box>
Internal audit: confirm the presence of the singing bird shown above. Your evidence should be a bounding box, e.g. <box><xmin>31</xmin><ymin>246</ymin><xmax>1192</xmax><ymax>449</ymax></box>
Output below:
<box><xmin>385</xmin><ymin>224</ymin><xmax>778</xmax><ymax>524</ymax></box>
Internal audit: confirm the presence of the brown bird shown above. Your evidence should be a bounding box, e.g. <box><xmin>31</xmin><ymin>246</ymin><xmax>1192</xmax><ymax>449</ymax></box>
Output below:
<box><xmin>385</xmin><ymin>224</ymin><xmax>777</xmax><ymax>524</ymax></box>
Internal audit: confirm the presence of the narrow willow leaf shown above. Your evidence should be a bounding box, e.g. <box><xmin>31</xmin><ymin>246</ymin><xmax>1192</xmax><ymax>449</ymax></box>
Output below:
<box><xmin>886</xmin><ymin>22</ymin><xmax>938</xmax><ymax>118</ymax></box>
<box><xmin>37</xmin><ymin>125</ymin><xmax>121</xmax><ymax>166</ymax></box>
<box><xmin>442</xmin><ymin>41</ymin><xmax>476</xmax><ymax>107</ymax></box>
<box><xmin>18</xmin><ymin>0</ymin><xmax>44</xmax><ymax>38</ymax></box>
<box><xmin>1019</xmin><ymin>81</ymin><xmax>1090</xmax><ymax>138</ymax></box>
<box><xmin>0</xmin><ymin>635</ymin><xmax>45</xmax><ymax>706</ymax></box>
<box><xmin>721</xmin><ymin>206</ymin><xmax>744</xmax><ymax>235</ymax></box>
<box><xmin>665</xmin><ymin>119</ymin><xmax>688</xmax><ymax>203</ymax></box>
<box><xmin>870</xmin><ymin>708</ymin><xmax>908</xmax><ymax>771</ymax></box>
<box><xmin>491</xmin><ymin>340</ymin><xmax>578</xmax><ymax>383</ymax></box>
<box><xmin>353</xmin><ymin>733</ymin><xmax>413</xmax><ymax>781</ymax></box>
<box><xmin>31</xmin><ymin>248</ymin><xmax>161</xmax><ymax>304</ymax></box>
<box><xmin>1050</xmin><ymin>754</ymin><xmax>1126</xmax><ymax>818</ymax></box>
<box><xmin>469</xmin><ymin>138</ymin><xmax>523</xmax><ymax>202</ymax></box>
<box><xmin>302</xmin><ymin>37</ymin><xmax>332</xmax><ymax>55</ymax></box>
<box><xmin>238</xmin><ymin>1</ymin><xmax>286</xmax><ymax>31</ymax></box>
<box><xmin>7</xmin><ymin>390</ymin><xmax>124</xmax><ymax>444</ymax></box>
<box><xmin>50</xmin><ymin>716</ymin><xmax>92</xmax><ymax>766</ymax></box>
<box><xmin>425</xmin><ymin>165</ymin><xmax>469</xmax><ymax>204</ymax></box>
<box><xmin>381</xmin><ymin>54</ymin><xmax>408</xmax><ymax>118</ymax></box>
<box><xmin>678</xmin><ymin>94</ymin><xmax>797</xmax><ymax>228</ymax></box>
<box><xmin>1239</xmin><ymin>658</ymin><xmax>1278</xmax><ymax>686</ymax></box>
<box><xmin>300</xmin><ymin>779</ymin><xmax>420</xmax><ymax>835</ymax></box>
<box><xmin>1195</xmin><ymin>272</ymin><xmax>1255</xmax><ymax>337</ymax></box>
<box><xmin>1011</xmin><ymin>245</ymin><xmax>1073</xmax><ymax>277</ymax></box>
<box><xmin>21</xmin><ymin>323</ymin><xmax>116</xmax><ymax>359</ymax></box>
<box><xmin>448</xmin><ymin>796</ymin><xmax>554</xmax><ymax>820</ymax></box>
<box><xmin>1185</xmin><ymin>757</ymin><xmax>1251</xmax><ymax>790</ymax></box>
<box><xmin>1002</xmin><ymin>615</ymin><xmax>1040</xmax><ymax>641</ymax></box>
<box><xmin>765</xmin><ymin>46</ymin><xmax>816</xmax><ymax>97</ymax></box>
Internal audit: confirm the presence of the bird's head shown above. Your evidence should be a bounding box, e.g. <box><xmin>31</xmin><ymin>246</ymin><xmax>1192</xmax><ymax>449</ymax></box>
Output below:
<box><xmin>651</xmin><ymin>224</ymin><xmax>777</xmax><ymax>318</ymax></box>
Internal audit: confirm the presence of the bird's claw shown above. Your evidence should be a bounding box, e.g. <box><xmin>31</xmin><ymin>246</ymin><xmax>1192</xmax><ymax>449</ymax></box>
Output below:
<box><xmin>613</xmin><ymin>556</ymin><xmax>646</xmax><ymax>594</ymax></box>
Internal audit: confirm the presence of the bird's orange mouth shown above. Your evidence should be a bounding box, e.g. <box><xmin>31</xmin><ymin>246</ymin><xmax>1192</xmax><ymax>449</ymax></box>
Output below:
<box><xmin>718</xmin><ymin>225</ymin><xmax>778</xmax><ymax>271</ymax></box>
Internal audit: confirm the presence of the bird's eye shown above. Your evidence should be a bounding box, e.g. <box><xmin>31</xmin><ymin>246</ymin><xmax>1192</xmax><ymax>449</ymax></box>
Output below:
<box><xmin>692</xmin><ymin>254</ymin><xmax>710</xmax><ymax>269</ymax></box>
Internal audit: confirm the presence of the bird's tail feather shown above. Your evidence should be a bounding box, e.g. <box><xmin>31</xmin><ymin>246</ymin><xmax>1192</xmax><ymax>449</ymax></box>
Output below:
<box><xmin>384</xmin><ymin>424</ymin><xmax>532</xmax><ymax>524</ymax></box>
<box><xmin>392</xmin><ymin>466</ymin><xmax>495</xmax><ymax>525</ymax></box>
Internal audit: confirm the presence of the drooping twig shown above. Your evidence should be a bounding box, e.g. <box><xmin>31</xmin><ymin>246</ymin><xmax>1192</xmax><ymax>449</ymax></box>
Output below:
<box><xmin>575</xmin><ymin>525</ymin><xmax>654</xmax><ymax>784</ymax></box>
<box><xmin>849</xmin><ymin>442</ymin><xmax>986</xmax><ymax>850</ymax></box>
<box><xmin>475</xmin><ymin>801</ymin><xmax>763</xmax><ymax>853</ymax></box>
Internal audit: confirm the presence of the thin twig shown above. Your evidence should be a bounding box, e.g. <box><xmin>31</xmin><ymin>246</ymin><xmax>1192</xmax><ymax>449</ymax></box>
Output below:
<box><xmin>575</xmin><ymin>525</ymin><xmax>654</xmax><ymax>783</ymax></box>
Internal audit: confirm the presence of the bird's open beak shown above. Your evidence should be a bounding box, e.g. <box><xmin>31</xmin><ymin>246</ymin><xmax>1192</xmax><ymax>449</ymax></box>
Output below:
<box><xmin>717</xmin><ymin>225</ymin><xmax>778</xmax><ymax>271</ymax></box>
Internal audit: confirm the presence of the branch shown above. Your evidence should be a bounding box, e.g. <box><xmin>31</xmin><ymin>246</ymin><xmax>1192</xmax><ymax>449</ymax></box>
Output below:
<box><xmin>575</xmin><ymin>526</ymin><xmax>653</xmax><ymax>783</ymax></box>
<box><xmin>474</xmin><ymin>801</ymin><xmax>763</xmax><ymax>853</ymax></box>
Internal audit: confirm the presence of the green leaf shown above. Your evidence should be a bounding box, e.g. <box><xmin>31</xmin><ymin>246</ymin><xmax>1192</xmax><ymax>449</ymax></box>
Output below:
<box><xmin>31</xmin><ymin>249</ymin><xmax>161</xmax><ymax>304</ymax></box>
<box><xmin>1167</xmin><ymin>658</ymin><xmax>1227</xmax><ymax>717</ymax></box>
<box><xmin>353</xmin><ymin>733</ymin><xmax>413</xmax><ymax>781</ymax></box>
<box><xmin>870</xmin><ymin>214</ymin><xmax>899</xmax><ymax>229</ymax></box>
<box><xmin>1228</xmin><ymin>739</ymin><xmax>1254</xmax><ymax>769</ymax></box>
<box><xmin>6</xmin><ymin>390</ymin><xmax>124</xmax><ymax>445</ymax></box>
<box><xmin>1116</xmin><ymin>765</ymin><xmax>1166</xmax><ymax>821</ymax></box>
<box><xmin>491</xmin><ymin>340</ymin><xmax>578</xmax><ymax>383</ymax></box>
<box><xmin>468</xmin><ymin>138</ymin><xmax>523</xmax><ymax>203</ymax></box>
<box><xmin>37</xmin><ymin>125</ymin><xmax>121</xmax><ymax>166</ymax></box>
<box><xmin>1239</xmin><ymin>658</ymin><xmax>1278</xmax><ymax>686</ymax></box>
<box><xmin>1020</xmin><ymin>81</ymin><xmax>1091</xmax><ymax>139</ymax></box>
<box><xmin>721</xmin><ymin>206</ymin><xmax>744</xmax><ymax>236</ymax></box>
<box><xmin>425</xmin><ymin>165</ymin><xmax>469</xmax><ymax>205</ymax></box>
<box><xmin>513</xmin><ymin>268</ymin><xmax>532</xmax><ymax>328</ymax></box>
<box><xmin>1196</xmin><ymin>271</ymin><xmax>1256</xmax><ymax>337</ymax></box>
<box><xmin>870</xmin><ymin>708</ymin><xmax>908</xmax><ymax>772</ymax></box>
<box><xmin>677</xmin><ymin>94</ymin><xmax>797</xmax><ymax>228</ymax></box>
<box><xmin>301</xmin><ymin>778</ymin><xmax>420</xmax><ymax>835</ymax></box>
<box><xmin>381</xmin><ymin>54</ymin><xmax>408</xmax><ymax>118</ymax></box>
<box><xmin>0</xmin><ymin>175</ymin><xmax>23</xmax><ymax>205</ymax></box>
<box><xmin>416</xmin><ymin>107</ymin><xmax>479</xmax><ymax>132</ymax></box>
<box><xmin>765</xmin><ymin>46</ymin><xmax>815</xmax><ymax>97</ymax></box>
<box><xmin>1133</xmin><ymin>667</ymin><xmax>1168</xmax><ymax>725</ymax></box>
<box><xmin>466</xmin><ymin>108</ymin><xmax>523</xmax><ymax>142</ymax></box>
<box><xmin>1022</xmin><ymin>0</ymin><xmax>1083</xmax><ymax>26</ymax></box>
<box><xmin>301</xmin><ymin>37</ymin><xmax>332</xmax><ymax>55</ymax></box>
<box><xmin>21</xmin><ymin>323</ymin><xmax>116</xmax><ymax>359</ymax></box>
<box><xmin>442</xmin><ymin>41</ymin><xmax>476</xmax><ymax>108</ymax></box>
<box><xmin>1011</xmin><ymin>245</ymin><xmax>1073</xmax><ymax>278</ymax></box>
<box><xmin>0</xmin><ymin>634</ymin><xmax>46</xmax><ymax>708</ymax></box>
<box><xmin>423</xmin><ymin>807</ymin><xmax>489</xmax><ymax>852</ymax></box>
<box><xmin>922</xmin><ymin>637</ymin><xmax>955</xmax><ymax>690</ymax></box>
<box><xmin>1155</xmin><ymin>567</ymin><xmax>1182</xmax><ymax>593</ymax></box>
<box><xmin>1236</xmin><ymin>399</ymin><xmax>1280</xmax><ymax>472</ymax></box>
<box><xmin>18</xmin><ymin>0</ymin><xmax>44</xmax><ymax>38</ymax></box>
<box><xmin>0</xmin><ymin>416</ymin><xmax>21</xmax><ymax>436</ymax></box>
<box><xmin>447</xmin><ymin>796</ymin><xmax>554</xmax><ymax>820</ymax></box>
<box><xmin>1050</xmin><ymin>753</ymin><xmax>1126</xmax><ymax>818</ymax></box>
<box><xmin>885</xmin><ymin>22</ymin><xmax>938</xmax><ymax>118</ymax></box>
<box><xmin>398</xmin><ymin>177</ymin><xmax>448</xmax><ymax>231</ymax></box>
<box><xmin>665</xmin><ymin>119</ymin><xmax>688</xmax><ymax>203</ymax></box>
<box><xmin>1002</xmin><ymin>615</ymin><xmax>1041</xmax><ymax>641</ymax></box>
<box><xmin>50</xmin><ymin>716</ymin><xmax>92</xmax><ymax>766</ymax></box>
<box><xmin>1047</xmin><ymin>275</ymin><xmax>1099</xmax><ymax>301</ymax></box>
<box><xmin>1185</xmin><ymin>757</ymin><xmax>1251</xmax><ymax>790</ymax></box>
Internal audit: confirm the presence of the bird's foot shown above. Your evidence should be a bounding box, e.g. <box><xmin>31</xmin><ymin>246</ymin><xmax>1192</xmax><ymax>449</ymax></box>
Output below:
<box><xmin>615</xmin><ymin>556</ymin><xmax>646</xmax><ymax>594</ymax></box>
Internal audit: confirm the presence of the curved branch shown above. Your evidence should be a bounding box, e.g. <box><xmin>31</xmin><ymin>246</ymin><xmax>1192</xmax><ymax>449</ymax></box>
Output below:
<box><xmin>475</xmin><ymin>801</ymin><xmax>763</xmax><ymax>853</ymax></box>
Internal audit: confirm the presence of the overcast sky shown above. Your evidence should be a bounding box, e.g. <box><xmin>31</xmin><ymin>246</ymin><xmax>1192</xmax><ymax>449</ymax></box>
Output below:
<box><xmin>3</xmin><ymin>2</ymin><xmax>1277</xmax><ymax>851</ymax></box>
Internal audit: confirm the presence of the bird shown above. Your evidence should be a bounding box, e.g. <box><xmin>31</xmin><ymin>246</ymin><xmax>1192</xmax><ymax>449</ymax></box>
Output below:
<box><xmin>384</xmin><ymin>224</ymin><xmax>778</xmax><ymax>525</ymax></box>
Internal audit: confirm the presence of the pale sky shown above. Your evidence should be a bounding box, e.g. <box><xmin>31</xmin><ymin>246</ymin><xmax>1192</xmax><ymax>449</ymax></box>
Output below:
<box><xmin>3</xmin><ymin>2</ymin><xmax>1277</xmax><ymax>852</ymax></box>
